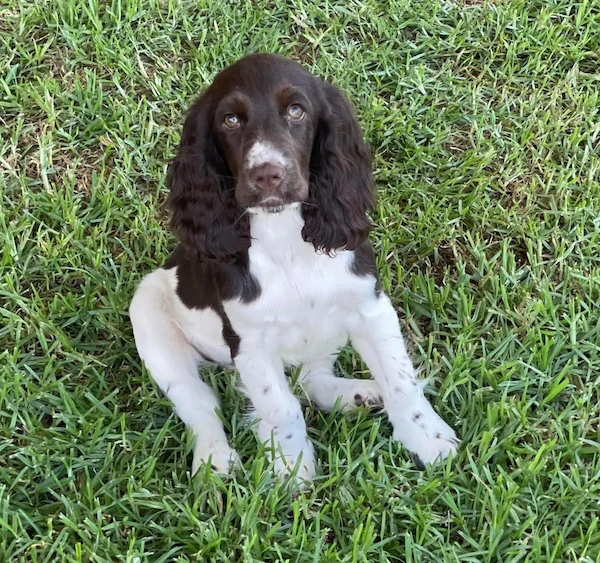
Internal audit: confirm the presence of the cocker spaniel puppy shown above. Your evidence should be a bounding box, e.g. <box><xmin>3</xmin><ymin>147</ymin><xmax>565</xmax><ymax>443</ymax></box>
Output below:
<box><xmin>130</xmin><ymin>53</ymin><xmax>459</xmax><ymax>482</ymax></box>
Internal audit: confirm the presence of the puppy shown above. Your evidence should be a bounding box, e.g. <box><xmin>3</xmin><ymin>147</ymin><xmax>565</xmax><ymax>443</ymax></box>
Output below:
<box><xmin>129</xmin><ymin>53</ymin><xmax>459</xmax><ymax>482</ymax></box>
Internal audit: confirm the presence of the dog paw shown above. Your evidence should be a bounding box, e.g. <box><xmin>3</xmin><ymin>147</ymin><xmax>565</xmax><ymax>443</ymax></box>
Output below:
<box><xmin>392</xmin><ymin>406</ymin><xmax>459</xmax><ymax>467</ymax></box>
<box><xmin>272</xmin><ymin>449</ymin><xmax>317</xmax><ymax>487</ymax></box>
<box><xmin>192</xmin><ymin>440</ymin><xmax>240</xmax><ymax>475</ymax></box>
<box><xmin>260</xmin><ymin>421</ymin><xmax>316</xmax><ymax>487</ymax></box>
<box><xmin>346</xmin><ymin>380</ymin><xmax>384</xmax><ymax>412</ymax></box>
<box><xmin>309</xmin><ymin>378</ymin><xmax>382</xmax><ymax>413</ymax></box>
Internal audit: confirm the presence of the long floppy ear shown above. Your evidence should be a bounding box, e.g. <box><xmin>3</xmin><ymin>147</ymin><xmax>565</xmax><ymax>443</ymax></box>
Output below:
<box><xmin>166</xmin><ymin>95</ymin><xmax>249</xmax><ymax>262</ymax></box>
<box><xmin>302</xmin><ymin>81</ymin><xmax>375</xmax><ymax>253</ymax></box>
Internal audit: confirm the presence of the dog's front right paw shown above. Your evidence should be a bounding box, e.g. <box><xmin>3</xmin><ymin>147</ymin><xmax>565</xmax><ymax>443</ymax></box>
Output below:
<box><xmin>192</xmin><ymin>439</ymin><xmax>240</xmax><ymax>475</ymax></box>
<box><xmin>271</xmin><ymin>440</ymin><xmax>317</xmax><ymax>486</ymax></box>
<box><xmin>259</xmin><ymin>421</ymin><xmax>316</xmax><ymax>488</ymax></box>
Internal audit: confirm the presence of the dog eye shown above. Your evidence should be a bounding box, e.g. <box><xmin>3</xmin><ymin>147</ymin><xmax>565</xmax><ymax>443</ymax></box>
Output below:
<box><xmin>286</xmin><ymin>104</ymin><xmax>305</xmax><ymax>121</ymax></box>
<box><xmin>223</xmin><ymin>114</ymin><xmax>240</xmax><ymax>130</ymax></box>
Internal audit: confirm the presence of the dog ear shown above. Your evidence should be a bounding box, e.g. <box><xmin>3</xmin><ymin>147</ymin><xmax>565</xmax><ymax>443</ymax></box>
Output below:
<box><xmin>302</xmin><ymin>82</ymin><xmax>375</xmax><ymax>253</ymax></box>
<box><xmin>167</xmin><ymin>95</ymin><xmax>249</xmax><ymax>262</ymax></box>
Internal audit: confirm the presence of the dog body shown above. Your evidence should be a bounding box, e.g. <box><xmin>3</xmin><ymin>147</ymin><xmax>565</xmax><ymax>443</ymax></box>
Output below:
<box><xmin>130</xmin><ymin>54</ymin><xmax>458</xmax><ymax>481</ymax></box>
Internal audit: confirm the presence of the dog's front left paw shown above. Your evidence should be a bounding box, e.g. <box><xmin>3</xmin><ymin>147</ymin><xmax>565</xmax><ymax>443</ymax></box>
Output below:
<box><xmin>391</xmin><ymin>405</ymin><xmax>459</xmax><ymax>468</ymax></box>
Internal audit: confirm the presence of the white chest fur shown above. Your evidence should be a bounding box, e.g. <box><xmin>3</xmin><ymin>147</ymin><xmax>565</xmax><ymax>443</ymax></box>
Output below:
<box><xmin>223</xmin><ymin>206</ymin><xmax>375</xmax><ymax>365</ymax></box>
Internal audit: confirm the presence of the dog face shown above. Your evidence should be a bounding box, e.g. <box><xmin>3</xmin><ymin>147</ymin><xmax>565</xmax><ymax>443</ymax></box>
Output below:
<box><xmin>209</xmin><ymin>57</ymin><xmax>319</xmax><ymax>212</ymax></box>
<box><xmin>167</xmin><ymin>53</ymin><xmax>374</xmax><ymax>261</ymax></box>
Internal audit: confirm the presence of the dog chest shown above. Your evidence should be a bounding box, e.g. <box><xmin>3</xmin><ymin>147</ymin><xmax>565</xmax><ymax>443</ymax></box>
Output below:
<box><xmin>225</xmin><ymin>246</ymin><xmax>370</xmax><ymax>362</ymax></box>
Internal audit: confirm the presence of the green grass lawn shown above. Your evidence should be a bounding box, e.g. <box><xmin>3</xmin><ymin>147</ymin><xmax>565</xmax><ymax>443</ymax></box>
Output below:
<box><xmin>2</xmin><ymin>0</ymin><xmax>600</xmax><ymax>561</ymax></box>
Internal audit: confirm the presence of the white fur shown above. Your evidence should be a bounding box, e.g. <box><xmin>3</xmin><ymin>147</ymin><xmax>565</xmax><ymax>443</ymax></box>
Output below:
<box><xmin>130</xmin><ymin>206</ymin><xmax>458</xmax><ymax>483</ymax></box>
<box><xmin>246</xmin><ymin>141</ymin><xmax>288</xmax><ymax>169</ymax></box>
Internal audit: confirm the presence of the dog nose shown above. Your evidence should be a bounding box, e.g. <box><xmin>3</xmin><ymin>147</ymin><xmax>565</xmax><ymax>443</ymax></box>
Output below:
<box><xmin>249</xmin><ymin>163</ymin><xmax>285</xmax><ymax>191</ymax></box>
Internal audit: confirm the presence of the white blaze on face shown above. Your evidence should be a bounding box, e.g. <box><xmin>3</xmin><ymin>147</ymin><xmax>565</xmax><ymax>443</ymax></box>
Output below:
<box><xmin>246</xmin><ymin>141</ymin><xmax>288</xmax><ymax>169</ymax></box>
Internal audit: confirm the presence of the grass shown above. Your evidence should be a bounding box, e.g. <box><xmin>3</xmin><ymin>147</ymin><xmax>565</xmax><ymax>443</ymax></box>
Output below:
<box><xmin>1</xmin><ymin>0</ymin><xmax>600</xmax><ymax>560</ymax></box>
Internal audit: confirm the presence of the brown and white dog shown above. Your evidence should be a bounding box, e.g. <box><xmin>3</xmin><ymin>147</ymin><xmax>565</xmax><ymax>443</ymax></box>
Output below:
<box><xmin>129</xmin><ymin>53</ymin><xmax>459</xmax><ymax>483</ymax></box>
